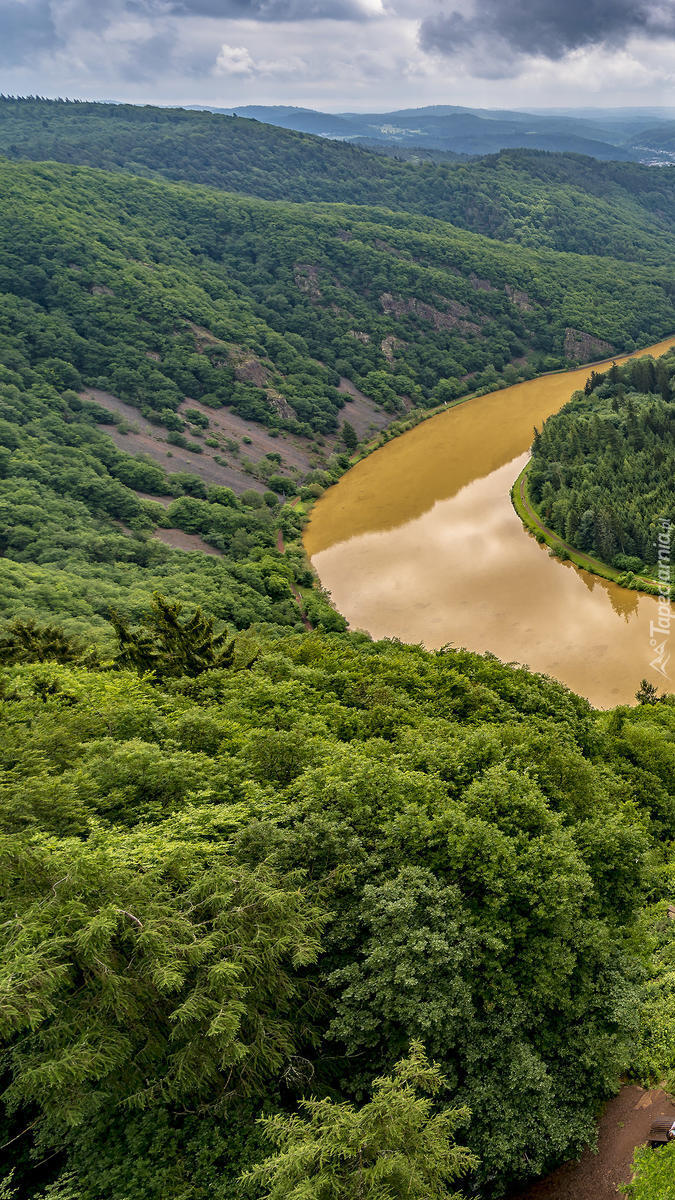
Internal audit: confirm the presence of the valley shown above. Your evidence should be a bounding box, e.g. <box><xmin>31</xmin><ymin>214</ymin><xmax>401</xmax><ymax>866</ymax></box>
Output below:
<box><xmin>0</xmin><ymin>97</ymin><xmax>673</xmax><ymax>1200</ymax></box>
<box><xmin>306</xmin><ymin>336</ymin><xmax>675</xmax><ymax>707</ymax></box>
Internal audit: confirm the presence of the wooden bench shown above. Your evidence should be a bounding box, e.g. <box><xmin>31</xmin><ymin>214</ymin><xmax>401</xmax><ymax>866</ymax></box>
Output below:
<box><xmin>648</xmin><ymin>1119</ymin><xmax>675</xmax><ymax>1147</ymax></box>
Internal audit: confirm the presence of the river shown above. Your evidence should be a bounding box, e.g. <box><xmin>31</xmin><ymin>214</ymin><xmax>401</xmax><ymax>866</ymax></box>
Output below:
<box><xmin>305</xmin><ymin>336</ymin><xmax>675</xmax><ymax>708</ymax></box>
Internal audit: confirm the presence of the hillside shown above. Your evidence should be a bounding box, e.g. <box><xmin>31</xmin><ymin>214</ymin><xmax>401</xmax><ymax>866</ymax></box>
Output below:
<box><xmin>4</xmin><ymin>100</ymin><xmax>675</xmax><ymax>261</ymax></box>
<box><xmin>4</xmin><ymin>157</ymin><xmax>675</xmax><ymax>420</ymax></box>
<box><xmin>2</xmin><ymin>154</ymin><xmax>675</xmax><ymax>636</ymax></box>
<box><xmin>0</xmin><ymin>107</ymin><xmax>675</xmax><ymax>1200</ymax></box>
<box><xmin>225</xmin><ymin>103</ymin><xmax>641</xmax><ymax>159</ymax></box>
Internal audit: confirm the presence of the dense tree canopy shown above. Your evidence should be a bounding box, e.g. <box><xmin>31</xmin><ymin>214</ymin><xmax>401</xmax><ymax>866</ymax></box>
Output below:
<box><xmin>1</xmin><ymin>156</ymin><xmax>675</xmax><ymax>446</ymax></box>
<box><xmin>0</xmin><ymin>623</ymin><xmax>674</xmax><ymax>1199</ymax></box>
<box><xmin>247</xmin><ymin>1042</ymin><xmax>477</xmax><ymax>1200</ymax></box>
<box><xmin>529</xmin><ymin>352</ymin><xmax>675</xmax><ymax>574</ymax></box>
<box><xmin>4</xmin><ymin>99</ymin><xmax>675</xmax><ymax>263</ymax></box>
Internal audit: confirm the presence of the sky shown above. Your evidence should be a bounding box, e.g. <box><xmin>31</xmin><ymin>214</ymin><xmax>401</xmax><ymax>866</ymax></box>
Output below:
<box><xmin>3</xmin><ymin>0</ymin><xmax>675</xmax><ymax>111</ymax></box>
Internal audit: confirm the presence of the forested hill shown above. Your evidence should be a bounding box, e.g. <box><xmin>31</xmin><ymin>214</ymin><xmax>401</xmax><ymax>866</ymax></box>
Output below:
<box><xmin>6</xmin><ymin>156</ymin><xmax>675</xmax><ymax>430</ymax></box>
<box><xmin>3</xmin><ymin>154</ymin><xmax>674</xmax><ymax>639</ymax></box>
<box><xmin>4</xmin><ymin>98</ymin><xmax>675</xmax><ymax>261</ymax></box>
<box><xmin>529</xmin><ymin>351</ymin><xmax>675</xmax><ymax>571</ymax></box>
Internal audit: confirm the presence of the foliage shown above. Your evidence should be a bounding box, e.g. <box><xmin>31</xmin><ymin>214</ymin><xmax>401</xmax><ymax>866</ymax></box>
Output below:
<box><xmin>0</xmin><ymin>618</ymin><xmax>89</xmax><ymax>665</ymax></box>
<box><xmin>637</xmin><ymin>679</ymin><xmax>666</xmax><ymax>705</ymax></box>
<box><xmin>1</xmin><ymin>95</ymin><xmax>675</xmax><ymax>1200</ymax></box>
<box><xmin>0</xmin><ymin>818</ymin><xmax>323</xmax><ymax>1146</ymax></box>
<box><xmin>0</xmin><ymin>635</ymin><xmax>672</xmax><ymax>1198</ymax></box>
<box><xmin>529</xmin><ymin>353</ymin><xmax>675</xmax><ymax>572</ymax></box>
<box><xmin>5</xmin><ymin>100</ymin><xmax>675</xmax><ymax>263</ymax></box>
<box><xmin>0</xmin><ymin>156</ymin><xmax>673</xmax><ymax>450</ymax></box>
<box><xmin>110</xmin><ymin>592</ymin><xmax>240</xmax><ymax>677</ymax></box>
<box><xmin>624</xmin><ymin>1143</ymin><xmax>675</xmax><ymax>1199</ymax></box>
<box><xmin>246</xmin><ymin>1041</ymin><xmax>477</xmax><ymax>1200</ymax></box>
<box><xmin>0</xmin><ymin>365</ymin><xmax>342</xmax><ymax>635</ymax></box>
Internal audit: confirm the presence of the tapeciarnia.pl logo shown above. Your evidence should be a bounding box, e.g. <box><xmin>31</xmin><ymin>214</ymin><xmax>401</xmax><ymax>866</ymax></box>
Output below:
<box><xmin>650</xmin><ymin>518</ymin><xmax>672</xmax><ymax>679</ymax></box>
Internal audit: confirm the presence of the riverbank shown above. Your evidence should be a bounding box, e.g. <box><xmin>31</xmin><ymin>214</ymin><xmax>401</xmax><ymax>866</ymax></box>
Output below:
<box><xmin>335</xmin><ymin>347</ymin><xmax>654</xmax><ymax>486</ymax></box>
<box><xmin>304</xmin><ymin>332</ymin><xmax>675</xmax><ymax>708</ymax></box>
<box><xmin>512</xmin><ymin>460</ymin><xmax>668</xmax><ymax>601</ymax></box>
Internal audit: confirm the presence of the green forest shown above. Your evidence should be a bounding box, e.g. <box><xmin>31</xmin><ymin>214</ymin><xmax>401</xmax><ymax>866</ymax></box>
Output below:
<box><xmin>528</xmin><ymin>353</ymin><xmax>675</xmax><ymax>575</ymax></box>
<box><xmin>0</xmin><ymin>98</ymin><xmax>673</xmax><ymax>1200</ymax></box>
<box><xmin>4</xmin><ymin>154</ymin><xmax>674</xmax><ymax>435</ymax></box>
<box><xmin>4</xmin><ymin>98</ymin><xmax>675</xmax><ymax>262</ymax></box>
<box><xmin>2</xmin><ymin>622</ymin><xmax>675</xmax><ymax>1200</ymax></box>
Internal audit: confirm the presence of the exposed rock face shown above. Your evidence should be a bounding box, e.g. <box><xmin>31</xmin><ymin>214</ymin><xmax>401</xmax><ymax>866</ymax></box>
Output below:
<box><xmin>349</xmin><ymin>330</ymin><xmax>371</xmax><ymax>344</ymax></box>
<box><xmin>374</xmin><ymin>238</ymin><xmax>409</xmax><ymax>260</ymax></box>
<box><xmin>381</xmin><ymin>335</ymin><xmax>404</xmax><ymax>363</ymax></box>
<box><xmin>564</xmin><ymin>328</ymin><xmax>615</xmax><ymax>363</ymax></box>
<box><xmin>294</xmin><ymin>263</ymin><xmax>321</xmax><ymax>299</ymax></box>
<box><xmin>505</xmin><ymin>284</ymin><xmax>533</xmax><ymax>311</ymax></box>
<box><xmin>379</xmin><ymin>293</ymin><xmax>482</xmax><ymax>335</ymax></box>
<box><xmin>234</xmin><ymin>357</ymin><xmax>270</xmax><ymax>386</ymax></box>
<box><xmin>266</xmin><ymin>389</ymin><xmax>295</xmax><ymax>420</ymax></box>
<box><xmin>90</xmin><ymin>284</ymin><xmax>114</xmax><ymax>296</ymax></box>
<box><xmin>470</xmin><ymin>272</ymin><xmax>496</xmax><ymax>292</ymax></box>
<box><xmin>187</xmin><ymin>322</ymin><xmax>222</xmax><ymax>350</ymax></box>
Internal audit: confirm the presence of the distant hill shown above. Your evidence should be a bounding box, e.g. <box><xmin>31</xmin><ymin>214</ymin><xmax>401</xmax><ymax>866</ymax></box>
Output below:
<box><xmin>629</xmin><ymin>121</ymin><xmax>675</xmax><ymax>163</ymax></box>
<box><xmin>4</xmin><ymin>99</ymin><xmax>675</xmax><ymax>264</ymax></box>
<box><xmin>209</xmin><ymin>102</ymin><xmax>655</xmax><ymax>160</ymax></box>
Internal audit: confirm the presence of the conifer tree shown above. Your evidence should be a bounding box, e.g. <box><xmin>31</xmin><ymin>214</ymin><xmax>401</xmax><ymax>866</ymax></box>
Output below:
<box><xmin>245</xmin><ymin>1042</ymin><xmax>477</xmax><ymax>1200</ymax></box>
<box><xmin>109</xmin><ymin>593</ymin><xmax>239</xmax><ymax>678</ymax></box>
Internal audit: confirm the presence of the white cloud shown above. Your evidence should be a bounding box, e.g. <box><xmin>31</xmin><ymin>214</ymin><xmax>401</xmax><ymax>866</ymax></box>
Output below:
<box><xmin>215</xmin><ymin>42</ymin><xmax>255</xmax><ymax>73</ymax></box>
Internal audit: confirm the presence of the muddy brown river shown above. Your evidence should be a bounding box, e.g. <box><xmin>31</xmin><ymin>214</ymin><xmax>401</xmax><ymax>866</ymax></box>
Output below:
<box><xmin>305</xmin><ymin>336</ymin><xmax>675</xmax><ymax>708</ymax></box>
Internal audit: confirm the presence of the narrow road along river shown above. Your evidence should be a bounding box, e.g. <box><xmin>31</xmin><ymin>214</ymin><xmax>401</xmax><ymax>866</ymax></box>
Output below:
<box><xmin>304</xmin><ymin>336</ymin><xmax>675</xmax><ymax>708</ymax></box>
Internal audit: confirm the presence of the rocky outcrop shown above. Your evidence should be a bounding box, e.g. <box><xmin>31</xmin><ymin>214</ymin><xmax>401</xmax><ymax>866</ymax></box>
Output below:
<box><xmin>470</xmin><ymin>272</ymin><xmax>496</xmax><ymax>293</ymax></box>
<box><xmin>349</xmin><ymin>330</ymin><xmax>371</xmax><ymax>344</ymax></box>
<box><xmin>505</xmin><ymin>284</ymin><xmax>533</xmax><ymax>312</ymax></box>
<box><xmin>266</xmin><ymin>389</ymin><xmax>295</xmax><ymax>420</ymax></box>
<box><xmin>379</xmin><ymin>293</ymin><xmax>482</xmax><ymax>335</ymax></box>
<box><xmin>294</xmin><ymin>263</ymin><xmax>321</xmax><ymax>300</ymax></box>
<box><xmin>187</xmin><ymin>322</ymin><xmax>222</xmax><ymax>350</ymax></box>
<box><xmin>381</xmin><ymin>335</ymin><xmax>404</xmax><ymax>363</ymax></box>
<box><xmin>374</xmin><ymin>239</ymin><xmax>409</xmax><ymax>260</ymax></box>
<box><xmin>233</xmin><ymin>357</ymin><xmax>272</xmax><ymax>387</ymax></box>
<box><xmin>564</xmin><ymin>328</ymin><xmax>615</xmax><ymax>363</ymax></box>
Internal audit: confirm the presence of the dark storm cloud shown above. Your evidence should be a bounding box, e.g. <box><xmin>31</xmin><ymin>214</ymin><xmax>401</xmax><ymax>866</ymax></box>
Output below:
<box><xmin>420</xmin><ymin>0</ymin><xmax>675</xmax><ymax>61</ymax></box>
<box><xmin>0</xmin><ymin>0</ymin><xmax>57</xmax><ymax>65</ymax></box>
<box><xmin>134</xmin><ymin>0</ymin><xmax>375</xmax><ymax>19</ymax></box>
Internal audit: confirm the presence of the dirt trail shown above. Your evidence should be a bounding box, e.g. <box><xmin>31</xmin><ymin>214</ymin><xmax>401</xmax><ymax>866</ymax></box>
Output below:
<box><xmin>276</xmin><ymin>528</ymin><xmax>313</xmax><ymax>630</ymax></box>
<box><xmin>511</xmin><ymin>1086</ymin><xmax>675</xmax><ymax>1200</ymax></box>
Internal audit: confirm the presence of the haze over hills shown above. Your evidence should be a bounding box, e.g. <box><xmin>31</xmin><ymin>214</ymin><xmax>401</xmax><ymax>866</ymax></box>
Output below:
<box><xmin>200</xmin><ymin>103</ymin><xmax>675</xmax><ymax>163</ymax></box>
